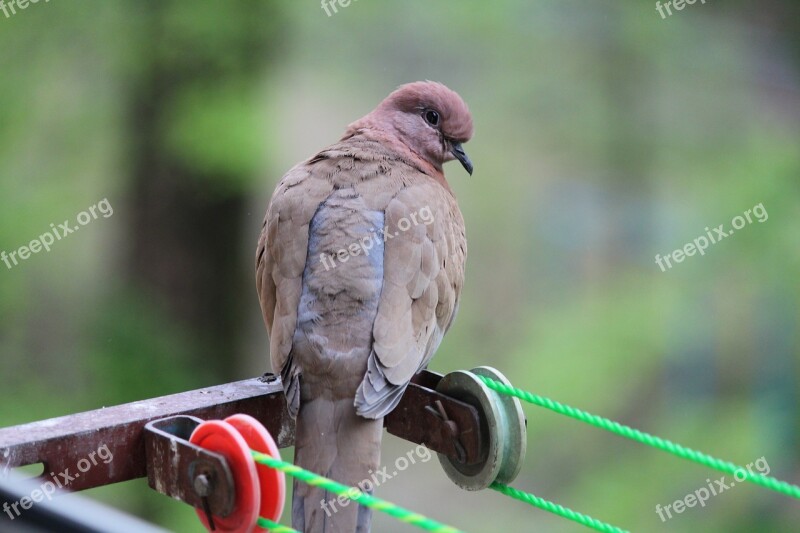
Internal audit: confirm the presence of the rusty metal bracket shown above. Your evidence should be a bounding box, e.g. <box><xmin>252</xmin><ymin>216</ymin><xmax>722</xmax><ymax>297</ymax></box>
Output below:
<box><xmin>387</xmin><ymin>371</ymin><xmax>484</xmax><ymax>466</ymax></box>
<box><xmin>144</xmin><ymin>415</ymin><xmax>235</xmax><ymax>518</ymax></box>
<box><xmin>0</xmin><ymin>370</ymin><xmax>486</xmax><ymax>499</ymax></box>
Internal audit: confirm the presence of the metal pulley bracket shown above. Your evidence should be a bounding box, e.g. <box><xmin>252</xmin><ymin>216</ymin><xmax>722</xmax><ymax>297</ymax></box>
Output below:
<box><xmin>388</xmin><ymin>370</ymin><xmax>485</xmax><ymax>466</ymax></box>
<box><xmin>144</xmin><ymin>415</ymin><xmax>236</xmax><ymax>517</ymax></box>
<box><xmin>435</xmin><ymin>366</ymin><xmax>527</xmax><ymax>490</ymax></box>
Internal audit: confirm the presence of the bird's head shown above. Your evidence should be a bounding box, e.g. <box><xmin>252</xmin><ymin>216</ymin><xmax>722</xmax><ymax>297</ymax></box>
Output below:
<box><xmin>347</xmin><ymin>81</ymin><xmax>474</xmax><ymax>176</ymax></box>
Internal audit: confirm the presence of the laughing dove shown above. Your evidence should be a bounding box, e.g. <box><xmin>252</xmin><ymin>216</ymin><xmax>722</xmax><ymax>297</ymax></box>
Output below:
<box><xmin>256</xmin><ymin>81</ymin><xmax>473</xmax><ymax>532</ymax></box>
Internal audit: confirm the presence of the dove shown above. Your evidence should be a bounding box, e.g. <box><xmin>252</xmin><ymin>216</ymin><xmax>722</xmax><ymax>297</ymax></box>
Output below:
<box><xmin>256</xmin><ymin>81</ymin><xmax>473</xmax><ymax>532</ymax></box>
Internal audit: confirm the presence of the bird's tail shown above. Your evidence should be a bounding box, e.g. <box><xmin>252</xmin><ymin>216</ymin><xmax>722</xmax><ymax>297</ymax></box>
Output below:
<box><xmin>292</xmin><ymin>396</ymin><xmax>383</xmax><ymax>533</ymax></box>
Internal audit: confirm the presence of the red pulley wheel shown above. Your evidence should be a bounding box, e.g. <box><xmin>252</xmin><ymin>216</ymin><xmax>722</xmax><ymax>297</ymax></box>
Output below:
<box><xmin>225</xmin><ymin>414</ymin><xmax>286</xmax><ymax>527</ymax></box>
<box><xmin>190</xmin><ymin>420</ymin><xmax>260</xmax><ymax>533</ymax></box>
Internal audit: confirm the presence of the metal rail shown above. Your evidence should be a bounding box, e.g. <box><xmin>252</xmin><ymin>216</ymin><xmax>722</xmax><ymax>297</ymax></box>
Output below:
<box><xmin>0</xmin><ymin>371</ymin><xmax>484</xmax><ymax>505</ymax></box>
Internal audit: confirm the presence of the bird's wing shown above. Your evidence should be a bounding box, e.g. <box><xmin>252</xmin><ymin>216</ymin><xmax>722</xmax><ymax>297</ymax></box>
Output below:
<box><xmin>355</xmin><ymin>181</ymin><xmax>466</xmax><ymax>418</ymax></box>
<box><xmin>256</xmin><ymin>162</ymin><xmax>334</xmax><ymax>415</ymax></box>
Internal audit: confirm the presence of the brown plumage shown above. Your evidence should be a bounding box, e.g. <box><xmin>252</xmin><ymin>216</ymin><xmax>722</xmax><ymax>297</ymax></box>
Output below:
<box><xmin>256</xmin><ymin>81</ymin><xmax>472</xmax><ymax>532</ymax></box>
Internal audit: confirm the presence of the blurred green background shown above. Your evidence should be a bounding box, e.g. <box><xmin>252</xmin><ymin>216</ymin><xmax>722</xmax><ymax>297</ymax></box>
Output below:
<box><xmin>1</xmin><ymin>1</ymin><xmax>798</xmax><ymax>531</ymax></box>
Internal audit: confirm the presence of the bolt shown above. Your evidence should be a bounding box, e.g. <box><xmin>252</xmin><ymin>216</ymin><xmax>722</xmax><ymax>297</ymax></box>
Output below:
<box><xmin>194</xmin><ymin>474</ymin><xmax>216</xmax><ymax>531</ymax></box>
<box><xmin>194</xmin><ymin>474</ymin><xmax>212</xmax><ymax>497</ymax></box>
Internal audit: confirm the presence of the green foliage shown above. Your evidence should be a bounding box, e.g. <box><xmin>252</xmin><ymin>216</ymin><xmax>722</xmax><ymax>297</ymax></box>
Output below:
<box><xmin>85</xmin><ymin>289</ymin><xmax>214</xmax><ymax>405</ymax></box>
<box><xmin>162</xmin><ymin>81</ymin><xmax>266</xmax><ymax>191</ymax></box>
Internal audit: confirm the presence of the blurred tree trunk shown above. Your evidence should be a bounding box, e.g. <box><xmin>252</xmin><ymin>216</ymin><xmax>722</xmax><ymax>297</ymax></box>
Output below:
<box><xmin>126</xmin><ymin>1</ymin><xmax>281</xmax><ymax>379</ymax></box>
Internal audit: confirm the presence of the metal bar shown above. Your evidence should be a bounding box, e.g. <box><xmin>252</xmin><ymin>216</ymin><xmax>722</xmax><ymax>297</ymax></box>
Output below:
<box><xmin>0</xmin><ymin>371</ymin><xmax>484</xmax><ymax>494</ymax></box>
<box><xmin>0</xmin><ymin>375</ymin><xmax>292</xmax><ymax>492</ymax></box>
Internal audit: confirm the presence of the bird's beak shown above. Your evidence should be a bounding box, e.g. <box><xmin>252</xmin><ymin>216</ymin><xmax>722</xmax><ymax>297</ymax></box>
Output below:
<box><xmin>450</xmin><ymin>143</ymin><xmax>473</xmax><ymax>175</ymax></box>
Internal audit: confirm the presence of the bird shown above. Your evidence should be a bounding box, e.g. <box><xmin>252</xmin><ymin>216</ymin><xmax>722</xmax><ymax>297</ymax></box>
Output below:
<box><xmin>256</xmin><ymin>81</ymin><xmax>473</xmax><ymax>532</ymax></box>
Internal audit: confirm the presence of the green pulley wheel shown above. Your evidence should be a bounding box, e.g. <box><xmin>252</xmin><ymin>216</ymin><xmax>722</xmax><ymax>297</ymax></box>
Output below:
<box><xmin>435</xmin><ymin>366</ymin><xmax>527</xmax><ymax>490</ymax></box>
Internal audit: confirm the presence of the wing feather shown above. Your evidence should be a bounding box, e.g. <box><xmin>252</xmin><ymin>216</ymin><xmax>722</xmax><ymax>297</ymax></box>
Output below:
<box><xmin>256</xmin><ymin>164</ymin><xmax>334</xmax><ymax>415</ymax></box>
<box><xmin>355</xmin><ymin>183</ymin><xmax>465</xmax><ymax>418</ymax></box>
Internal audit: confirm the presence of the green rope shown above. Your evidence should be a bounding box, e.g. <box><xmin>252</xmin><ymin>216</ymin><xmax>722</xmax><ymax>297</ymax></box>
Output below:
<box><xmin>490</xmin><ymin>482</ymin><xmax>628</xmax><ymax>533</ymax></box>
<box><xmin>257</xmin><ymin>516</ymin><xmax>298</xmax><ymax>532</ymax></box>
<box><xmin>478</xmin><ymin>375</ymin><xmax>800</xmax><ymax>499</ymax></box>
<box><xmin>251</xmin><ymin>451</ymin><xmax>464</xmax><ymax>533</ymax></box>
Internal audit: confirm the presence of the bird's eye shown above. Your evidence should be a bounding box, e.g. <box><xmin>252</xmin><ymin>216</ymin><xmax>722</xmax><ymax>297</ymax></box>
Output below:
<box><xmin>424</xmin><ymin>110</ymin><xmax>440</xmax><ymax>127</ymax></box>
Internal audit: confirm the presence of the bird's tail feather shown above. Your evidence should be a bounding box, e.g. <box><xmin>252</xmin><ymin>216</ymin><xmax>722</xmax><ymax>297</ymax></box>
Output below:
<box><xmin>292</xmin><ymin>397</ymin><xmax>383</xmax><ymax>533</ymax></box>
